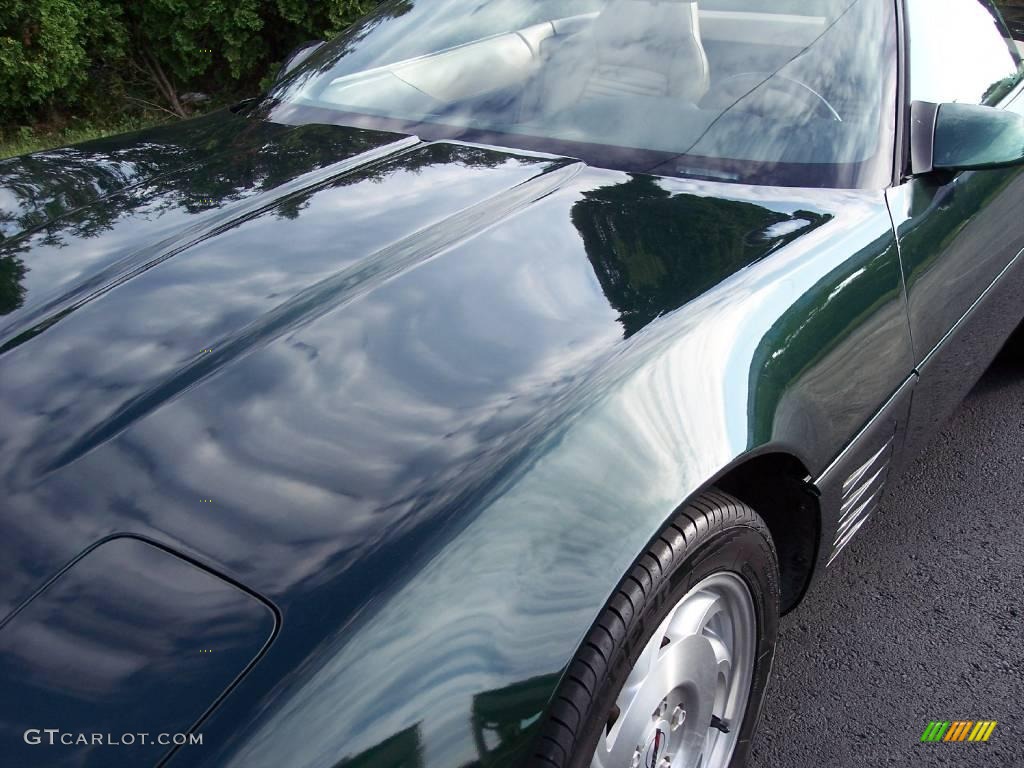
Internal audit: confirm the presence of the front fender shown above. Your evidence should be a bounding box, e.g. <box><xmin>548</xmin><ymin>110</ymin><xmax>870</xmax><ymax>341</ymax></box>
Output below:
<box><xmin>181</xmin><ymin>186</ymin><xmax>912</xmax><ymax>768</ymax></box>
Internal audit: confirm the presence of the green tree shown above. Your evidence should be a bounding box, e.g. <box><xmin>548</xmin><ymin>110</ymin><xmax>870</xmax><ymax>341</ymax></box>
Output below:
<box><xmin>1</xmin><ymin>0</ymin><xmax>376</xmax><ymax>126</ymax></box>
<box><xmin>0</xmin><ymin>0</ymin><xmax>125</xmax><ymax>120</ymax></box>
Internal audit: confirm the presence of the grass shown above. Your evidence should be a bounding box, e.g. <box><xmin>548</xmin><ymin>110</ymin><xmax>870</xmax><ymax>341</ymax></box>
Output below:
<box><xmin>0</xmin><ymin>115</ymin><xmax>175</xmax><ymax>160</ymax></box>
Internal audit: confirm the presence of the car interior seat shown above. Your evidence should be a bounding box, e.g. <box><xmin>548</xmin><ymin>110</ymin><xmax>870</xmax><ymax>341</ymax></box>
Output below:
<box><xmin>533</xmin><ymin>0</ymin><xmax>711</xmax><ymax>118</ymax></box>
<box><xmin>580</xmin><ymin>0</ymin><xmax>710</xmax><ymax>103</ymax></box>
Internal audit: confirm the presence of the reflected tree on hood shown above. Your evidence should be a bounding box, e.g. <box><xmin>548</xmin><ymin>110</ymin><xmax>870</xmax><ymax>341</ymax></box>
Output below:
<box><xmin>0</xmin><ymin>253</ymin><xmax>27</xmax><ymax>315</ymax></box>
<box><xmin>571</xmin><ymin>174</ymin><xmax>832</xmax><ymax>337</ymax></box>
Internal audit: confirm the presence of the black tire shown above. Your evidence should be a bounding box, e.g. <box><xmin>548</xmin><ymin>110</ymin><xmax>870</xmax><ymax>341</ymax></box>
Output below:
<box><xmin>530</xmin><ymin>489</ymin><xmax>780</xmax><ymax>768</ymax></box>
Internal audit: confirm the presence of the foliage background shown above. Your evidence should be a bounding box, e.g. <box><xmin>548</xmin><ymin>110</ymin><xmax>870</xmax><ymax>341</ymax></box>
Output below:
<box><xmin>3</xmin><ymin>0</ymin><xmax>1024</xmax><ymax>156</ymax></box>
<box><xmin>0</xmin><ymin>0</ymin><xmax>375</xmax><ymax>151</ymax></box>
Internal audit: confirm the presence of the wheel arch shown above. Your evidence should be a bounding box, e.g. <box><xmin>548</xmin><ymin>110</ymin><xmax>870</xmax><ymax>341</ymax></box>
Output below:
<box><xmin>711</xmin><ymin>451</ymin><xmax>821</xmax><ymax>614</ymax></box>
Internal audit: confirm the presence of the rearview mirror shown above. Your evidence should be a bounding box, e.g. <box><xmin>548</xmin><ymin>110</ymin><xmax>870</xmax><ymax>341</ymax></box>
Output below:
<box><xmin>911</xmin><ymin>101</ymin><xmax>1024</xmax><ymax>175</ymax></box>
<box><xmin>274</xmin><ymin>40</ymin><xmax>326</xmax><ymax>85</ymax></box>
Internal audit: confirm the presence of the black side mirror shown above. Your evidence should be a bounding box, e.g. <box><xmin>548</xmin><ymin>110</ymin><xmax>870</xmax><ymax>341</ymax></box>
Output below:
<box><xmin>910</xmin><ymin>100</ymin><xmax>1024</xmax><ymax>175</ymax></box>
<box><xmin>275</xmin><ymin>40</ymin><xmax>326</xmax><ymax>85</ymax></box>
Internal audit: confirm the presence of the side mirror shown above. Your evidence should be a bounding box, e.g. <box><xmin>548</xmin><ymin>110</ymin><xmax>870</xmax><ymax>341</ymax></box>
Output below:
<box><xmin>275</xmin><ymin>40</ymin><xmax>326</xmax><ymax>85</ymax></box>
<box><xmin>911</xmin><ymin>101</ymin><xmax>1024</xmax><ymax>175</ymax></box>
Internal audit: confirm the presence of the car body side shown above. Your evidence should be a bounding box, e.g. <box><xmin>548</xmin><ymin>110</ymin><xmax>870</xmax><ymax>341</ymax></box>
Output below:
<box><xmin>0</xmin><ymin>125</ymin><xmax>915</xmax><ymax>766</ymax></box>
<box><xmin>0</xmin><ymin>3</ymin><xmax>1023</xmax><ymax>768</ymax></box>
<box><xmin>186</xmin><ymin>182</ymin><xmax>917</xmax><ymax>768</ymax></box>
<box><xmin>188</xmin><ymin>6</ymin><xmax>1024</xmax><ymax>764</ymax></box>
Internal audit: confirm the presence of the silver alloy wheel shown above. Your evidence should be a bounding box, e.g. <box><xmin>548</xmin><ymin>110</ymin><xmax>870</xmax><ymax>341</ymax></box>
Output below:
<box><xmin>590</xmin><ymin>572</ymin><xmax>756</xmax><ymax>768</ymax></box>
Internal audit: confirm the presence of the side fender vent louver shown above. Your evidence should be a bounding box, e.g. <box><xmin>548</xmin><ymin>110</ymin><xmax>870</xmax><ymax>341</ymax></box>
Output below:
<box><xmin>827</xmin><ymin>435</ymin><xmax>894</xmax><ymax>566</ymax></box>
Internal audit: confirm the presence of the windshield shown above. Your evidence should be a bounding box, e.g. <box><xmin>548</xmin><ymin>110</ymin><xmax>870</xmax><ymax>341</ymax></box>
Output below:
<box><xmin>257</xmin><ymin>0</ymin><xmax>897</xmax><ymax>188</ymax></box>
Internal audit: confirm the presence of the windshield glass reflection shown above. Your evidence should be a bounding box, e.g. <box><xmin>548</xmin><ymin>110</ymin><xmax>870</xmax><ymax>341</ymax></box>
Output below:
<box><xmin>261</xmin><ymin>0</ymin><xmax>896</xmax><ymax>188</ymax></box>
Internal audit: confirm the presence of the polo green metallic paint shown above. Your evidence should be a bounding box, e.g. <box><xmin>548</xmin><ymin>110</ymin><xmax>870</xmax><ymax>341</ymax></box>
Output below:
<box><xmin>0</xmin><ymin>1</ymin><xmax>1023</xmax><ymax>767</ymax></box>
<box><xmin>0</xmin><ymin>109</ymin><xmax>917</xmax><ymax>767</ymax></box>
<box><xmin>933</xmin><ymin>103</ymin><xmax>1024</xmax><ymax>171</ymax></box>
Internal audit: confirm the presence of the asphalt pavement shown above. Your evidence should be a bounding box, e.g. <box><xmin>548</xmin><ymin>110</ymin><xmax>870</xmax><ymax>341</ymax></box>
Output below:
<box><xmin>749</xmin><ymin>333</ymin><xmax>1024</xmax><ymax>768</ymax></box>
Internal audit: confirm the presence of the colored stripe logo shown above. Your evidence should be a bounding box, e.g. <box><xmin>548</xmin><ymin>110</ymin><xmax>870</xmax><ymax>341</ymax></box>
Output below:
<box><xmin>921</xmin><ymin>721</ymin><xmax>997</xmax><ymax>743</ymax></box>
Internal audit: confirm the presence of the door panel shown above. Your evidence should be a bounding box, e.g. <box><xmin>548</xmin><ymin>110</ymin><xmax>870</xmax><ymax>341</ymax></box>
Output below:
<box><xmin>890</xmin><ymin>0</ymin><xmax>1024</xmax><ymax>448</ymax></box>
<box><xmin>889</xmin><ymin>96</ymin><xmax>1024</xmax><ymax>358</ymax></box>
<box><xmin>888</xmin><ymin>96</ymin><xmax>1024</xmax><ymax>450</ymax></box>
<box><xmin>901</xmin><ymin>245</ymin><xmax>1024</xmax><ymax>460</ymax></box>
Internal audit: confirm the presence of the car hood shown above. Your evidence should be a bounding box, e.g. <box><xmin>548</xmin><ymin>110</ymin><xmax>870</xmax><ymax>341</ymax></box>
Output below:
<box><xmin>0</xmin><ymin>112</ymin><xmax>841</xmax><ymax>751</ymax></box>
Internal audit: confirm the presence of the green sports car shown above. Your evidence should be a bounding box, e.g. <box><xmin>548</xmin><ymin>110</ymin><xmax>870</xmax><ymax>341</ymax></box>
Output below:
<box><xmin>1</xmin><ymin>1</ymin><xmax>1023</xmax><ymax>767</ymax></box>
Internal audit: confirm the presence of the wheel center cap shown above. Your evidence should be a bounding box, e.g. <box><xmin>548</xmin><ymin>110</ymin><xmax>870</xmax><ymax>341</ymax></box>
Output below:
<box><xmin>641</xmin><ymin>728</ymin><xmax>668</xmax><ymax>768</ymax></box>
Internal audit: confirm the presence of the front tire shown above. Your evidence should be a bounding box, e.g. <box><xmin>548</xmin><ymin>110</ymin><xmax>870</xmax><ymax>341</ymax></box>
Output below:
<box><xmin>531</xmin><ymin>490</ymin><xmax>780</xmax><ymax>768</ymax></box>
